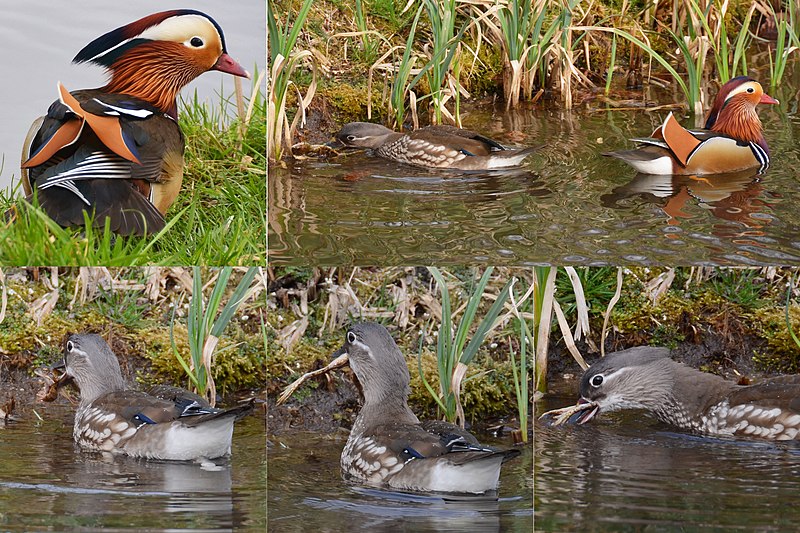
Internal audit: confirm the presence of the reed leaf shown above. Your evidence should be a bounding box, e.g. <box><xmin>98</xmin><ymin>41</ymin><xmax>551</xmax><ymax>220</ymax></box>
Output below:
<box><xmin>510</xmin><ymin>315</ymin><xmax>530</xmax><ymax>443</ymax></box>
<box><xmin>768</xmin><ymin>3</ymin><xmax>799</xmax><ymax>90</ymax></box>
<box><xmin>533</xmin><ymin>267</ymin><xmax>557</xmax><ymax>393</ymax></box>
<box><xmin>267</xmin><ymin>0</ymin><xmax>316</xmax><ymax>160</ymax></box>
<box><xmin>425</xmin><ymin>267</ymin><xmax>512</xmax><ymax>427</ymax></box>
<box><xmin>389</xmin><ymin>5</ymin><xmax>424</xmax><ymax>127</ymax></box>
<box><xmin>605</xmin><ymin>31</ymin><xmax>617</xmax><ymax>95</ymax></box>
<box><xmin>171</xmin><ymin>267</ymin><xmax>259</xmax><ymax>405</ymax></box>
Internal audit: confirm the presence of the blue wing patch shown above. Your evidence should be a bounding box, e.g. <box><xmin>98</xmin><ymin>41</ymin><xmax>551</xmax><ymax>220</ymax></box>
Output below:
<box><xmin>402</xmin><ymin>446</ymin><xmax>425</xmax><ymax>459</ymax></box>
<box><xmin>133</xmin><ymin>413</ymin><xmax>157</xmax><ymax>426</ymax></box>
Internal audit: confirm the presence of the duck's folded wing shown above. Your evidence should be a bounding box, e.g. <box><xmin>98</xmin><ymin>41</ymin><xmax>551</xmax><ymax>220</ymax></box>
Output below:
<box><xmin>33</xmin><ymin>149</ymin><xmax>166</xmax><ymax>235</ymax></box>
<box><xmin>371</xmin><ymin>422</ymin><xmax>505</xmax><ymax>461</ymax></box>
<box><xmin>720</xmin><ymin>382</ymin><xmax>800</xmax><ymax>440</ymax></box>
<box><xmin>422</xmin><ymin>125</ymin><xmax>507</xmax><ymax>151</ymax></box>
<box><xmin>93</xmin><ymin>390</ymin><xmax>185</xmax><ymax>426</ymax></box>
<box><xmin>659</xmin><ymin>111</ymin><xmax>701</xmax><ymax>165</ymax></box>
<box><xmin>727</xmin><ymin>382</ymin><xmax>800</xmax><ymax>413</ymax></box>
<box><xmin>92</xmin><ymin>390</ymin><xmax>250</xmax><ymax>426</ymax></box>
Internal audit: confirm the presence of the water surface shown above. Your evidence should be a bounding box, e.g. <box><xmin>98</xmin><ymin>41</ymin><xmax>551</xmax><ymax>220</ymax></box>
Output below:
<box><xmin>535</xmin><ymin>394</ymin><xmax>800</xmax><ymax>531</ymax></box>
<box><xmin>270</xmin><ymin>70</ymin><xmax>800</xmax><ymax>266</ymax></box>
<box><xmin>0</xmin><ymin>1</ymin><xmax>266</xmax><ymax>192</ymax></box>
<box><xmin>268</xmin><ymin>431</ymin><xmax>533</xmax><ymax>532</ymax></box>
<box><xmin>0</xmin><ymin>403</ymin><xmax>265</xmax><ymax>530</ymax></box>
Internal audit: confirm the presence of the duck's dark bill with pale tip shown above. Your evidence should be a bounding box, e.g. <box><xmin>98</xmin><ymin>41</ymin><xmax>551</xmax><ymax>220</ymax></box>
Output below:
<box><xmin>539</xmin><ymin>399</ymin><xmax>599</xmax><ymax>426</ymax></box>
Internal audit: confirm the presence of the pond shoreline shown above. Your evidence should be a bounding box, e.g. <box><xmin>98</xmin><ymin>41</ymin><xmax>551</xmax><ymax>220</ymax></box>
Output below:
<box><xmin>1</xmin><ymin>364</ymin><xmax>262</xmax><ymax>425</ymax></box>
<box><xmin>267</xmin><ymin>328</ymin><xmax>777</xmax><ymax>437</ymax></box>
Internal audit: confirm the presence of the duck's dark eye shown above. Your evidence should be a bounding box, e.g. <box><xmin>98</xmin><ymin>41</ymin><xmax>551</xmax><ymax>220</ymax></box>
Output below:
<box><xmin>590</xmin><ymin>374</ymin><xmax>604</xmax><ymax>387</ymax></box>
<box><xmin>347</xmin><ymin>331</ymin><xmax>357</xmax><ymax>343</ymax></box>
<box><xmin>190</xmin><ymin>37</ymin><xmax>204</xmax><ymax>47</ymax></box>
<box><xmin>66</xmin><ymin>340</ymin><xmax>74</xmax><ymax>352</ymax></box>
<box><xmin>346</xmin><ymin>135</ymin><xmax>356</xmax><ymax>142</ymax></box>
<box><xmin>746</xmin><ymin>87</ymin><xmax>755</xmax><ymax>93</ymax></box>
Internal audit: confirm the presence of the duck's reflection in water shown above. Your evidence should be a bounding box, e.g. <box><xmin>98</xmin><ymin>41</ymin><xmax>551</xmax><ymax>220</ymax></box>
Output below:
<box><xmin>602</xmin><ymin>170</ymin><xmax>781</xmax><ymax>240</ymax></box>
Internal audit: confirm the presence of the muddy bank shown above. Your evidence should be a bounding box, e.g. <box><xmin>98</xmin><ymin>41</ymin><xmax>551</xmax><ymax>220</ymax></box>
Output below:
<box><xmin>267</xmin><ymin>367</ymin><xmax>523</xmax><ymax>439</ymax></box>
<box><xmin>543</xmin><ymin>328</ymin><xmax>771</xmax><ymax>398</ymax></box>
<box><xmin>267</xmin><ymin>372</ymin><xmax>359</xmax><ymax>436</ymax></box>
<box><xmin>267</xmin><ymin>267</ymin><xmax>800</xmax><ymax>434</ymax></box>
<box><xmin>0</xmin><ymin>267</ymin><xmax>267</xmax><ymax>423</ymax></box>
<box><xmin>267</xmin><ymin>326</ymin><xmax>770</xmax><ymax>435</ymax></box>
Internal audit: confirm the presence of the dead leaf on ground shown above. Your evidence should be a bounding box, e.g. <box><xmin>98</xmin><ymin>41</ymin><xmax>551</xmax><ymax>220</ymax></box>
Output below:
<box><xmin>279</xmin><ymin>317</ymin><xmax>309</xmax><ymax>355</ymax></box>
<box><xmin>35</xmin><ymin>367</ymin><xmax>66</xmax><ymax>402</ymax></box>
<box><xmin>0</xmin><ymin>396</ymin><xmax>14</xmax><ymax>420</ymax></box>
<box><xmin>30</xmin><ymin>289</ymin><xmax>59</xmax><ymax>326</ymax></box>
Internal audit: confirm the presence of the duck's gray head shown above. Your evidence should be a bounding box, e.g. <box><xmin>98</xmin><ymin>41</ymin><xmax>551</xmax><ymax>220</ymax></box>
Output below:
<box><xmin>63</xmin><ymin>334</ymin><xmax>126</xmax><ymax>403</ymax></box>
<box><xmin>335</xmin><ymin>122</ymin><xmax>395</xmax><ymax>149</ymax></box>
<box><xmin>334</xmin><ymin>322</ymin><xmax>410</xmax><ymax>404</ymax></box>
<box><xmin>579</xmin><ymin>347</ymin><xmax>675</xmax><ymax>412</ymax></box>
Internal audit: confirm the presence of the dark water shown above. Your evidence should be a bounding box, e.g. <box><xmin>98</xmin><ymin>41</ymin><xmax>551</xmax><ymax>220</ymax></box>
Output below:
<box><xmin>535</xmin><ymin>395</ymin><xmax>800</xmax><ymax>531</ymax></box>
<box><xmin>0</xmin><ymin>403</ymin><xmax>265</xmax><ymax>530</ymax></box>
<box><xmin>269</xmin><ymin>72</ymin><xmax>800</xmax><ymax>266</ymax></box>
<box><xmin>267</xmin><ymin>431</ymin><xmax>533</xmax><ymax>533</ymax></box>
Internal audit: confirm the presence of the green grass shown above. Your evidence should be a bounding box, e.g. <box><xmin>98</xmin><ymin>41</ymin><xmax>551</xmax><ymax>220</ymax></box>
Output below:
<box><xmin>366</xmin><ymin>0</ymin><xmax>417</xmax><ymax>34</ymax></box>
<box><xmin>710</xmin><ymin>268</ymin><xmax>767</xmax><ymax>311</ymax></box>
<box><xmin>555</xmin><ymin>266</ymin><xmax>618</xmax><ymax>320</ymax></box>
<box><xmin>0</xmin><ymin>81</ymin><xmax>265</xmax><ymax>266</ymax></box>
<box><xmin>93</xmin><ymin>279</ymin><xmax>155</xmax><ymax>329</ymax></box>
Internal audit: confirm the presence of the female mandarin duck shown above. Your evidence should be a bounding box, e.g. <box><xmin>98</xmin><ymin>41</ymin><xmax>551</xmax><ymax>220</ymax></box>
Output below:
<box><xmin>56</xmin><ymin>334</ymin><xmax>252</xmax><ymax>460</ymax></box>
<box><xmin>335</xmin><ymin>122</ymin><xmax>537</xmax><ymax>170</ymax></box>
<box><xmin>334</xmin><ymin>322</ymin><xmax>520</xmax><ymax>494</ymax></box>
<box><xmin>606</xmin><ymin>77</ymin><xmax>778</xmax><ymax>175</ymax></box>
<box><xmin>21</xmin><ymin>10</ymin><xmax>249</xmax><ymax>235</ymax></box>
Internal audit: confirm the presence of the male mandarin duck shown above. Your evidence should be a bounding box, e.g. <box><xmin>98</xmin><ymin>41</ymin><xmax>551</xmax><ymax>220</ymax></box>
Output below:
<box><xmin>606</xmin><ymin>77</ymin><xmax>779</xmax><ymax>175</ymax></box>
<box><xmin>334</xmin><ymin>322</ymin><xmax>520</xmax><ymax>494</ymax></box>
<box><xmin>54</xmin><ymin>334</ymin><xmax>253</xmax><ymax>460</ymax></box>
<box><xmin>21</xmin><ymin>10</ymin><xmax>250</xmax><ymax>235</ymax></box>
<box><xmin>334</xmin><ymin>122</ymin><xmax>537</xmax><ymax>170</ymax></box>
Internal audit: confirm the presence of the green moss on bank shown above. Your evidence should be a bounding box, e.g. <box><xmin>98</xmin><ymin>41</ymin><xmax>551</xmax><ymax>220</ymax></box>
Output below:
<box><xmin>0</xmin><ymin>268</ymin><xmax>265</xmax><ymax>400</ymax></box>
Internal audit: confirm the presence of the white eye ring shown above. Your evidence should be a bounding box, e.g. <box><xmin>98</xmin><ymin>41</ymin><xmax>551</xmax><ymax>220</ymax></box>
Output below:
<box><xmin>590</xmin><ymin>374</ymin><xmax>604</xmax><ymax>387</ymax></box>
<box><xmin>67</xmin><ymin>340</ymin><xmax>74</xmax><ymax>352</ymax></box>
<box><xmin>746</xmin><ymin>87</ymin><xmax>755</xmax><ymax>93</ymax></box>
<box><xmin>347</xmin><ymin>331</ymin><xmax>357</xmax><ymax>343</ymax></box>
<box><xmin>347</xmin><ymin>135</ymin><xmax>356</xmax><ymax>142</ymax></box>
<box><xmin>188</xmin><ymin>36</ymin><xmax>204</xmax><ymax>48</ymax></box>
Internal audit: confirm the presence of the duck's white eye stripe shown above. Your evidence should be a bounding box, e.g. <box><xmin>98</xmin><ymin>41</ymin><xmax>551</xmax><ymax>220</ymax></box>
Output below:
<box><xmin>137</xmin><ymin>15</ymin><xmax>218</xmax><ymax>44</ymax></box>
<box><xmin>351</xmin><ymin>339</ymin><xmax>374</xmax><ymax>359</ymax></box>
<box><xmin>725</xmin><ymin>82</ymin><xmax>759</xmax><ymax>102</ymax></box>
